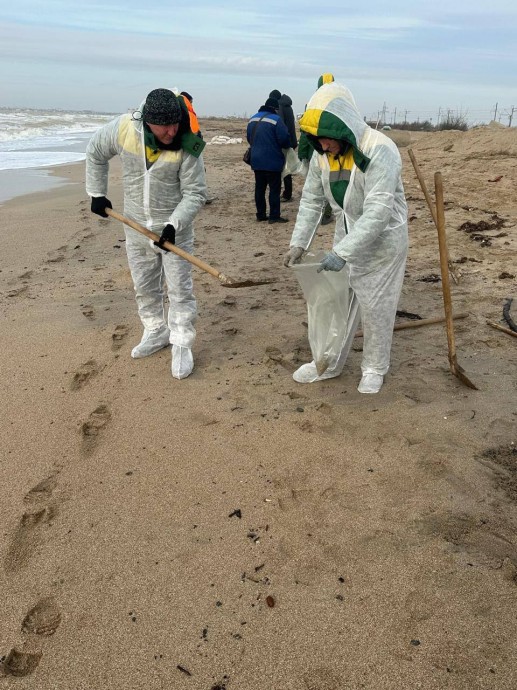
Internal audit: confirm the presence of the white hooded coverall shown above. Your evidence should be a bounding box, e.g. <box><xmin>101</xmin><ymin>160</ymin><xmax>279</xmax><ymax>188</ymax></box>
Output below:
<box><xmin>86</xmin><ymin>107</ymin><xmax>207</xmax><ymax>348</ymax></box>
<box><xmin>290</xmin><ymin>83</ymin><xmax>408</xmax><ymax>377</ymax></box>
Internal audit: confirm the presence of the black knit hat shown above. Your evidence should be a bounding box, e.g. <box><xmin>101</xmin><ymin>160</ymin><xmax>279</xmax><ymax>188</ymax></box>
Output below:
<box><xmin>265</xmin><ymin>97</ymin><xmax>279</xmax><ymax>110</ymax></box>
<box><xmin>143</xmin><ymin>89</ymin><xmax>181</xmax><ymax>125</ymax></box>
<box><xmin>269</xmin><ymin>89</ymin><xmax>281</xmax><ymax>100</ymax></box>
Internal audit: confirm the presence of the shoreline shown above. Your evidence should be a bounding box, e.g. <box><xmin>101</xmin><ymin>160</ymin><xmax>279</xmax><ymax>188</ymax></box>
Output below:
<box><xmin>0</xmin><ymin>160</ymin><xmax>84</xmax><ymax>206</ymax></box>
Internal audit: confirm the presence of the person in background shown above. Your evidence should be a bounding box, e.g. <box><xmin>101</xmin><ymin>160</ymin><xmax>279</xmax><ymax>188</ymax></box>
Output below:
<box><xmin>298</xmin><ymin>73</ymin><xmax>335</xmax><ymax>225</ymax></box>
<box><xmin>179</xmin><ymin>91</ymin><xmax>201</xmax><ymax>137</ymax></box>
<box><xmin>86</xmin><ymin>88</ymin><xmax>207</xmax><ymax>380</ymax></box>
<box><xmin>246</xmin><ymin>97</ymin><xmax>291</xmax><ymax>224</ymax></box>
<box><xmin>283</xmin><ymin>82</ymin><xmax>408</xmax><ymax>394</ymax></box>
<box><xmin>278</xmin><ymin>93</ymin><xmax>298</xmax><ymax>201</ymax></box>
<box><xmin>179</xmin><ymin>90</ymin><xmax>217</xmax><ymax>204</ymax></box>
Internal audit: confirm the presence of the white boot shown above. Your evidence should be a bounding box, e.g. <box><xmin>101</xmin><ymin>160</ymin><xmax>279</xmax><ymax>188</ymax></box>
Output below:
<box><xmin>172</xmin><ymin>345</ymin><xmax>194</xmax><ymax>379</ymax></box>
<box><xmin>131</xmin><ymin>327</ymin><xmax>170</xmax><ymax>359</ymax></box>
<box><xmin>357</xmin><ymin>373</ymin><xmax>384</xmax><ymax>394</ymax></box>
<box><xmin>292</xmin><ymin>361</ymin><xmax>340</xmax><ymax>384</ymax></box>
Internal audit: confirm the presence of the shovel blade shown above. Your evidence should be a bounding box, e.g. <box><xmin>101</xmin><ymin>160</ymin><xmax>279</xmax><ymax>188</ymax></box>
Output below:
<box><xmin>219</xmin><ymin>277</ymin><xmax>276</xmax><ymax>288</ymax></box>
<box><xmin>450</xmin><ymin>357</ymin><xmax>478</xmax><ymax>390</ymax></box>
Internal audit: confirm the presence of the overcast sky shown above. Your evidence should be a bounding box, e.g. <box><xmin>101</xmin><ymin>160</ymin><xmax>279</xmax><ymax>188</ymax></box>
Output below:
<box><xmin>1</xmin><ymin>0</ymin><xmax>516</xmax><ymax>124</ymax></box>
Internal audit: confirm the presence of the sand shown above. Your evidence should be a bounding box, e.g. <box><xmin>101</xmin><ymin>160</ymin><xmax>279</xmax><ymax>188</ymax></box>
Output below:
<box><xmin>0</xmin><ymin>119</ymin><xmax>516</xmax><ymax>690</ymax></box>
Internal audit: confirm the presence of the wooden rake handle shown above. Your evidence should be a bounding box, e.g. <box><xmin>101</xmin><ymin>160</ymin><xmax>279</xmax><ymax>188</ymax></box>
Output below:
<box><xmin>105</xmin><ymin>208</ymin><xmax>229</xmax><ymax>282</ymax></box>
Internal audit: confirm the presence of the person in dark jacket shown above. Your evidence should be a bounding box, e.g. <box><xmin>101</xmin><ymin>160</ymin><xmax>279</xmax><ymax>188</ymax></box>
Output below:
<box><xmin>246</xmin><ymin>97</ymin><xmax>291</xmax><ymax>224</ymax></box>
<box><xmin>278</xmin><ymin>93</ymin><xmax>298</xmax><ymax>201</ymax></box>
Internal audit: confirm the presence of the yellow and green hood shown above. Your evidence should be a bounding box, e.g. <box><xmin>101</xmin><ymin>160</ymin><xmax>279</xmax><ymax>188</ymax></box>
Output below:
<box><xmin>300</xmin><ymin>82</ymin><xmax>370</xmax><ymax>208</ymax></box>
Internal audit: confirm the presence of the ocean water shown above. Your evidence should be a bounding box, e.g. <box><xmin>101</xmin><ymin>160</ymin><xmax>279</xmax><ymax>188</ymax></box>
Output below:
<box><xmin>0</xmin><ymin>108</ymin><xmax>117</xmax><ymax>204</ymax></box>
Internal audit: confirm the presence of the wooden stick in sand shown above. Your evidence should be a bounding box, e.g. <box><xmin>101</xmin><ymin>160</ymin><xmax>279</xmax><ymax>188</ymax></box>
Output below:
<box><xmin>354</xmin><ymin>312</ymin><xmax>468</xmax><ymax>338</ymax></box>
<box><xmin>487</xmin><ymin>321</ymin><xmax>517</xmax><ymax>339</ymax></box>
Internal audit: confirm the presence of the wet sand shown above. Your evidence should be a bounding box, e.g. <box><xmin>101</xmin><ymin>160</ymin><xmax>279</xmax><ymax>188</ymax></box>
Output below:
<box><xmin>0</xmin><ymin>119</ymin><xmax>516</xmax><ymax>689</ymax></box>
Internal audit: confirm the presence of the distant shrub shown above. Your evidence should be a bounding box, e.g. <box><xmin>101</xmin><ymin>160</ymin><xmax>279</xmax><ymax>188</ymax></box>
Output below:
<box><xmin>394</xmin><ymin>120</ymin><xmax>434</xmax><ymax>132</ymax></box>
<box><xmin>436</xmin><ymin>114</ymin><xmax>469</xmax><ymax>131</ymax></box>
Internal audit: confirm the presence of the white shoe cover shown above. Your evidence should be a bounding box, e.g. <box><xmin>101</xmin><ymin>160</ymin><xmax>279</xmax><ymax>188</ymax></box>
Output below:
<box><xmin>357</xmin><ymin>373</ymin><xmax>383</xmax><ymax>394</ymax></box>
<box><xmin>171</xmin><ymin>345</ymin><xmax>194</xmax><ymax>379</ymax></box>
<box><xmin>131</xmin><ymin>327</ymin><xmax>170</xmax><ymax>359</ymax></box>
<box><xmin>292</xmin><ymin>361</ymin><xmax>340</xmax><ymax>384</ymax></box>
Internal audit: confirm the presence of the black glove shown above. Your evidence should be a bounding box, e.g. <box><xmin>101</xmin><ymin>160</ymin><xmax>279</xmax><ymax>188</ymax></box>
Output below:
<box><xmin>154</xmin><ymin>224</ymin><xmax>176</xmax><ymax>251</ymax></box>
<box><xmin>90</xmin><ymin>196</ymin><xmax>112</xmax><ymax>217</ymax></box>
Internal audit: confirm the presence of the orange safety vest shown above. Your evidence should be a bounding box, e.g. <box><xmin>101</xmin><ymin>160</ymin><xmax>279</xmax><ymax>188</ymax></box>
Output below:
<box><xmin>179</xmin><ymin>95</ymin><xmax>200</xmax><ymax>135</ymax></box>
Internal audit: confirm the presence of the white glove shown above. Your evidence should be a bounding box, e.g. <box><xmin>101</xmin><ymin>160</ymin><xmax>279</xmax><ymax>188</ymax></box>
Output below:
<box><xmin>283</xmin><ymin>246</ymin><xmax>304</xmax><ymax>267</ymax></box>
<box><xmin>317</xmin><ymin>251</ymin><xmax>346</xmax><ymax>272</ymax></box>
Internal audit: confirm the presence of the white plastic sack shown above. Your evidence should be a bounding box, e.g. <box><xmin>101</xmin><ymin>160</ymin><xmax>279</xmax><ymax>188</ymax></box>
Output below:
<box><xmin>292</xmin><ymin>250</ymin><xmax>352</xmax><ymax>376</ymax></box>
<box><xmin>282</xmin><ymin>147</ymin><xmax>303</xmax><ymax>178</ymax></box>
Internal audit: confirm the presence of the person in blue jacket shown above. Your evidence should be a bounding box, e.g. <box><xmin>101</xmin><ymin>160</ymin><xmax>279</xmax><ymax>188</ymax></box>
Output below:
<box><xmin>246</xmin><ymin>97</ymin><xmax>291</xmax><ymax>224</ymax></box>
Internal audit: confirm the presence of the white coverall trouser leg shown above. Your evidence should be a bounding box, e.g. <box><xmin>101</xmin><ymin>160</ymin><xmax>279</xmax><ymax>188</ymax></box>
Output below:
<box><xmin>348</xmin><ymin>249</ymin><xmax>407</xmax><ymax>376</ymax></box>
<box><xmin>124</xmin><ymin>228</ymin><xmax>196</xmax><ymax>348</ymax></box>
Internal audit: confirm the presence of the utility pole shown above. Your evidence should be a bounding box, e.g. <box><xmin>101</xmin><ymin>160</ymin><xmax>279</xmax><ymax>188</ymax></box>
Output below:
<box><xmin>509</xmin><ymin>106</ymin><xmax>515</xmax><ymax>127</ymax></box>
<box><xmin>493</xmin><ymin>102</ymin><xmax>498</xmax><ymax>121</ymax></box>
<box><xmin>381</xmin><ymin>102</ymin><xmax>387</xmax><ymax>125</ymax></box>
<box><xmin>404</xmin><ymin>110</ymin><xmax>408</xmax><ymax>124</ymax></box>
<box><xmin>437</xmin><ymin>106</ymin><xmax>441</xmax><ymax>125</ymax></box>
<box><xmin>393</xmin><ymin>107</ymin><xmax>397</xmax><ymax>125</ymax></box>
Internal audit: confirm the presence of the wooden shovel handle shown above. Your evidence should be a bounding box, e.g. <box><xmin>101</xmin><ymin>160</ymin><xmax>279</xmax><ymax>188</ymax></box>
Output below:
<box><xmin>434</xmin><ymin>172</ymin><xmax>457</xmax><ymax>366</ymax></box>
<box><xmin>408</xmin><ymin>149</ymin><xmax>437</xmax><ymax>225</ymax></box>
<box><xmin>106</xmin><ymin>208</ymin><xmax>223</xmax><ymax>280</ymax></box>
<box><xmin>408</xmin><ymin>149</ymin><xmax>459</xmax><ymax>284</ymax></box>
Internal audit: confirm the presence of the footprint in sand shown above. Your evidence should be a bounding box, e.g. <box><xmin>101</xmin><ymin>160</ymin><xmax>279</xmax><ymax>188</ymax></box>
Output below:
<box><xmin>7</xmin><ymin>285</ymin><xmax>29</xmax><ymax>298</ymax></box>
<box><xmin>111</xmin><ymin>324</ymin><xmax>128</xmax><ymax>350</ymax></box>
<box><xmin>4</xmin><ymin>475</ymin><xmax>59</xmax><ymax>573</ymax></box>
<box><xmin>0</xmin><ymin>598</ymin><xmax>61</xmax><ymax>677</ymax></box>
<box><xmin>81</xmin><ymin>404</ymin><xmax>111</xmax><ymax>453</ymax></box>
<box><xmin>303</xmin><ymin>667</ymin><xmax>344</xmax><ymax>689</ymax></box>
<box><xmin>81</xmin><ymin>304</ymin><xmax>95</xmax><ymax>320</ymax></box>
<box><xmin>46</xmin><ymin>255</ymin><xmax>65</xmax><ymax>264</ymax></box>
<box><xmin>18</xmin><ymin>270</ymin><xmax>33</xmax><ymax>281</ymax></box>
<box><xmin>22</xmin><ymin>597</ymin><xmax>61</xmax><ymax>636</ymax></box>
<box><xmin>70</xmin><ymin>359</ymin><xmax>100</xmax><ymax>391</ymax></box>
<box><xmin>1</xmin><ymin>642</ymin><xmax>42</xmax><ymax>678</ymax></box>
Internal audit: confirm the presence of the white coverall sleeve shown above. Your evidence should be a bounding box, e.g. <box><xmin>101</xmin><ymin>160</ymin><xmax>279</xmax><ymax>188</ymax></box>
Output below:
<box><xmin>334</xmin><ymin>145</ymin><xmax>401</xmax><ymax>262</ymax></box>
<box><xmin>85</xmin><ymin>118</ymin><xmax>121</xmax><ymax>197</ymax></box>
<box><xmin>169</xmin><ymin>153</ymin><xmax>207</xmax><ymax>233</ymax></box>
<box><xmin>289</xmin><ymin>154</ymin><xmax>326</xmax><ymax>249</ymax></box>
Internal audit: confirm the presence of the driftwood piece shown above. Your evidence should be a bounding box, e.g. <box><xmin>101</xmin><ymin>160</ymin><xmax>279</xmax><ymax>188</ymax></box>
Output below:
<box><xmin>487</xmin><ymin>321</ymin><xmax>517</xmax><ymax>339</ymax></box>
<box><xmin>354</xmin><ymin>312</ymin><xmax>468</xmax><ymax>338</ymax></box>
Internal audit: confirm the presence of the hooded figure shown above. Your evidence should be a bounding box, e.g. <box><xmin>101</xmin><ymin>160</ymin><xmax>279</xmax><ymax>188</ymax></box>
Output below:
<box><xmin>298</xmin><ymin>73</ymin><xmax>335</xmax><ymax>163</ymax></box>
<box><xmin>284</xmin><ymin>82</ymin><xmax>408</xmax><ymax>394</ymax></box>
<box><xmin>86</xmin><ymin>88</ymin><xmax>207</xmax><ymax>379</ymax></box>
<box><xmin>277</xmin><ymin>93</ymin><xmax>298</xmax><ymax>201</ymax></box>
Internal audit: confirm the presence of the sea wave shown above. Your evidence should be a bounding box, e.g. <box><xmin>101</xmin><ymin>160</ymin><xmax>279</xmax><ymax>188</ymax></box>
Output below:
<box><xmin>0</xmin><ymin>107</ymin><xmax>117</xmax><ymax>170</ymax></box>
<box><xmin>0</xmin><ymin>150</ymin><xmax>86</xmax><ymax>171</ymax></box>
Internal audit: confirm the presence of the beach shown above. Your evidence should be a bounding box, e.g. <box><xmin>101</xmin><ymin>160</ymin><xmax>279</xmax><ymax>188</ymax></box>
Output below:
<box><xmin>1</xmin><ymin>117</ymin><xmax>516</xmax><ymax>689</ymax></box>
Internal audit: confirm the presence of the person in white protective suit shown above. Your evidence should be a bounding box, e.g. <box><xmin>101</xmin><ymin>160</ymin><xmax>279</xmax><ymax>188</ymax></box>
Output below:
<box><xmin>283</xmin><ymin>82</ymin><xmax>408</xmax><ymax>394</ymax></box>
<box><xmin>86</xmin><ymin>88</ymin><xmax>207</xmax><ymax>379</ymax></box>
